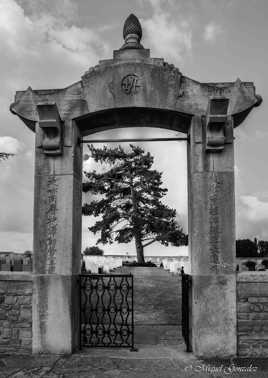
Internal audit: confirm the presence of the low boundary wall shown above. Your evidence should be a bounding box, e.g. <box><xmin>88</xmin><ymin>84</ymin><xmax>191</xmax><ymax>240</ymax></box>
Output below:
<box><xmin>0</xmin><ymin>272</ymin><xmax>32</xmax><ymax>354</ymax></box>
<box><xmin>237</xmin><ymin>272</ymin><xmax>268</xmax><ymax>357</ymax></box>
<box><xmin>1</xmin><ymin>270</ymin><xmax>268</xmax><ymax>356</ymax></box>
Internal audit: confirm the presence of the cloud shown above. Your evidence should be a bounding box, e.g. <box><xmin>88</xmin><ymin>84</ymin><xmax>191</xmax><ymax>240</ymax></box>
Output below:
<box><xmin>16</xmin><ymin>0</ymin><xmax>78</xmax><ymax>23</ymax></box>
<box><xmin>0</xmin><ymin>136</ymin><xmax>23</xmax><ymax>154</ymax></box>
<box><xmin>0</xmin><ymin>0</ymin><xmax>109</xmax><ymax>94</ymax></box>
<box><xmin>203</xmin><ymin>21</ymin><xmax>222</xmax><ymax>42</ymax></box>
<box><xmin>141</xmin><ymin>1</ymin><xmax>192</xmax><ymax>63</ymax></box>
<box><xmin>139</xmin><ymin>0</ymin><xmax>177</xmax><ymax>11</ymax></box>
<box><xmin>236</xmin><ymin>195</ymin><xmax>268</xmax><ymax>240</ymax></box>
<box><xmin>240</xmin><ymin>195</ymin><xmax>268</xmax><ymax>222</ymax></box>
<box><xmin>0</xmin><ymin>0</ymin><xmax>110</xmax><ymax>252</ymax></box>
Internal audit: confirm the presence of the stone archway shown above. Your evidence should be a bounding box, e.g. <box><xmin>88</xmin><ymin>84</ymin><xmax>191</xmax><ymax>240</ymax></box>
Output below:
<box><xmin>10</xmin><ymin>14</ymin><xmax>261</xmax><ymax>357</ymax></box>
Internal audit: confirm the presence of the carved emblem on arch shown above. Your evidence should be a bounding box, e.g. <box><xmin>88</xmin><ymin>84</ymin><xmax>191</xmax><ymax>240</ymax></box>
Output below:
<box><xmin>121</xmin><ymin>74</ymin><xmax>141</xmax><ymax>95</ymax></box>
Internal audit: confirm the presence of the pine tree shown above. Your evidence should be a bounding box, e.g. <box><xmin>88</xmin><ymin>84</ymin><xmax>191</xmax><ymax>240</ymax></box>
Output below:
<box><xmin>82</xmin><ymin>144</ymin><xmax>186</xmax><ymax>264</ymax></box>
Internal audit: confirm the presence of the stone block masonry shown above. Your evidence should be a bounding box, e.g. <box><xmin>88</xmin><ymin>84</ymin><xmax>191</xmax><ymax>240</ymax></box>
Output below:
<box><xmin>237</xmin><ymin>272</ymin><xmax>268</xmax><ymax>357</ymax></box>
<box><xmin>0</xmin><ymin>272</ymin><xmax>32</xmax><ymax>354</ymax></box>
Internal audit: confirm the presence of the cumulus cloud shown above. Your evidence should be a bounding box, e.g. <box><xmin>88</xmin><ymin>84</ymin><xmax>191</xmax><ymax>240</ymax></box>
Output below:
<box><xmin>240</xmin><ymin>195</ymin><xmax>268</xmax><ymax>222</ymax></box>
<box><xmin>203</xmin><ymin>21</ymin><xmax>222</xmax><ymax>42</ymax></box>
<box><xmin>0</xmin><ymin>0</ymin><xmax>109</xmax><ymax>93</ymax></box>
<box><xmin>139</xmin><ymin>0</ymin><xmax>177</xmax><ymax>11</ymax></box>
<box><xmin>16</xmin><ymin>0</ymin><xmax>78</xmax><ymax>23</ymax></box>
<box><xmin>236</xmin><ymin>195</ymin><xmax>268</xmax><ymax>240</ymax></box>
<box><xmin>141</xmin><ymin>0</ymin><xmax>192</xmax><ymax>63</ymax></box>
<box><xmin>0</xmin><ymin>136</ymin><xmax>23</xmax><ymax>154</ymax></box>
<box><xmin>0</xmin><ymin>0</ymin><xmax>110</xmax><ymax>252</ymax></box>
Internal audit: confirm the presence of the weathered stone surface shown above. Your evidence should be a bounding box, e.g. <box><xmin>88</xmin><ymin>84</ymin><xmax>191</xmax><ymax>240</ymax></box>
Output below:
<box><xmin>20</xmin><ymin>329</ymin><xmax>32</xmax><ymax>339</ymax></box>
<box><xmin>238</xmin><ymin>302</ymin><xmax>251</xmax><ymax>312</ymax></box>
<box><xmin>32</xmin><ymin>274</ymin><xmax>80</xmax><ymax>354</ymax></box>
<box><xmin>1</xmin><ymin>327</ymin><xmax>11</xmax><ymax>338</ymax></box>
<box><xmin>250</xmin><ymin>313</ymin><xmax>268</xmax><ymax>320</ymax></box>
<box><xmin>20</xmin><ymin>308</ymin><xmax>32</xmax><ymax>321</ymax></box>
<box><xmin>5</xmin><ymin>295</ymin><xmax>17</xmax><ymax>305</ymax></box>
<box><xmin>248</xmin><ymin>297</ymin><xmax>268</xmax><ymax>303</ymax></box>
<box><xmin>238</xmin><ymin>320</ymin><xmax>268</xmax><ymax>333</ymax></box>
<box><xmin>33</xmin><ymin>122</ymin><xmax>82</xmax><ymax>276</ymax></box>
<box><xmin>17</xmin><ymin>296</ymin><xmax>32</xmax><ymax>305</ymax></box>
<box><xmin>0</xmin><ymin>276</ymin><xmax>32</xmax><ymax>353</ymax></box>
<box><xmin>32</xmin><ymin>120</ymin><xmax>82</xmax><ymax>354</ymax></box>
<box><xmin>0</xmin><ymin>272</ymin><xmax>32</xmax><ymax>281</ymax></box>
<box><xmin>188</xmin><ymin>116</ymin><xmax>236</xmax><ymax>358</ymax></box>
<box><xmin>238</xmin><ymin>282</ymin><xmax>268</xmax><ymax>299</ymax></box>
<box><xmin>191</xmin><ymin>274</ymin><xmax>236</xmax><ymax>358</ymax></box>
<box><xmin>237</xmin><ymin>271</ymin><xmax>268</xmax><ymax>282</ymax></box>
<box><xmin>237</xmin><ymin>276</ymin><xmax>268</xmax><ymax>357</ymax></box>
<box><xmin>11</xmin><ymin>53</ymin><xmax>260</xmax><ymax>132</ymax></box>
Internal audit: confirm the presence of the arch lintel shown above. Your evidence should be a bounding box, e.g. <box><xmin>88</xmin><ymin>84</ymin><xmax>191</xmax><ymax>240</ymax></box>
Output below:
<box><xmin>74</xmin><ymin>107</ymin><xmax>192</xmax><ymax>136</ymax></box>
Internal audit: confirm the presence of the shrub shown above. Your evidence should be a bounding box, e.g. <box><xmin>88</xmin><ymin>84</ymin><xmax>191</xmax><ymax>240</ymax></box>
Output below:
<box><xmin>83</xmin><ymin>246</ymin><xmax>104</xmax><ymax>256</ymax></box>
<box><xmin>244</xmin><ymin>260</ymin><xmax>256</xmax><ymax>271</ymax></box>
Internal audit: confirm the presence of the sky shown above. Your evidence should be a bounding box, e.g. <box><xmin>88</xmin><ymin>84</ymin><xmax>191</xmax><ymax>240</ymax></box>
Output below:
<box><xmin>0</xmin><ymin>0</ymin><xmax>267</xmax><ymax>255</ymax></box>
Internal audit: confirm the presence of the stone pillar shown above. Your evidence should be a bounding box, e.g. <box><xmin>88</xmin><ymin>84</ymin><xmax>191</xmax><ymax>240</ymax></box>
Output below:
<box><xmin>32</xmin><ymin>118</ymin><xmax>82</xmax><ymax>353</ymax></box>
<box><xmin>187</xmin><ymin>115</ymin><xmax>237</xmax><ymax>358</ymax></box>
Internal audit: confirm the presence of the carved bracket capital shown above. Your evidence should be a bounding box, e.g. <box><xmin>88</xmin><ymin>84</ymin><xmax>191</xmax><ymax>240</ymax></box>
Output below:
<box><xmin>205</xmin><ymin>98</ymin><xmax>232</xmax><ymax>152</ymax></box>
<box><xmin>37</xmin><ymin>103</ymin><xmax>63</xmax><ymax>156</ymax></box>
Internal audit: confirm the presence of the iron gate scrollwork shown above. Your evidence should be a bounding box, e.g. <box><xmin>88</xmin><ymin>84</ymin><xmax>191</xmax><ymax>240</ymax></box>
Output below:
<box><xmin>181</xmin><ymin>271</ymin><xmax>192</xmax><ymax>352</ymax></box>
<box><xmin>80</xmin><ymin>274</ymin><xmax>134</xmax><ymax>348</ymax></box>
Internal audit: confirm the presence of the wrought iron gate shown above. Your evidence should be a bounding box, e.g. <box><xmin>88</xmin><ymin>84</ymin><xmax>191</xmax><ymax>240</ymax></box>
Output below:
<box><xmin>80</xmin><ymin>274</ymin><xmax>134</xmax><ymax>348</ymax></box>
<box><xmin>181</xmin><ymin>271</ymin><xmax>192</xmax><ymax>352</ymax></box>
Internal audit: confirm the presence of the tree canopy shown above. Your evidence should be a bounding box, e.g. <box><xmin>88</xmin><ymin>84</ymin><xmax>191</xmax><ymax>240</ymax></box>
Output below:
<box><xmin>82</xmin><ymin>144</ymin><xmax>186</xmax><ymax>263</ymax></box>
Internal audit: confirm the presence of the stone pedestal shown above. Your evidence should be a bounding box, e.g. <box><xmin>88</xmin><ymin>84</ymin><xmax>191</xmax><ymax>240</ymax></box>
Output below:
<box><xmin>32</xmin><ymin>120</ymin><xmax>82</xmax><ymax>354</ymax></box>
<box><xmin>187</xmin><ymin>116</ymin><xmax>237</xmax><ymax>358</ymax></box>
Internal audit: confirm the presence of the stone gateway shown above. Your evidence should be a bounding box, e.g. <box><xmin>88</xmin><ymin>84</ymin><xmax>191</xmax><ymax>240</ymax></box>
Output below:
<box><xmin>10</xmin><ymin>14</ymin><xmax>261</xmax><ymax>357</ymax></box>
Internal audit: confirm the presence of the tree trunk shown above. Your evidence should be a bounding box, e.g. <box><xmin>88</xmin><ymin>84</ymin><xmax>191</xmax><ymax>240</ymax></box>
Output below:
<box><xmin>130</xmin><ymin>185</ymin><xmax>145</xmax><ymax>264</ymax></box>
<box><xmin>134</xmin><ymin>232</ymin><xmax>145</xmax><ymax>264</ymax></box>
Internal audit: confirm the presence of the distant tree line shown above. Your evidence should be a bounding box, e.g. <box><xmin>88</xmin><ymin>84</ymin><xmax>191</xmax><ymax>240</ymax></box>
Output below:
<box><xmin>236</xmin><ymin>238</ymin><xmax>268</xmax><ymax>258</ymax></box>
<box><xmin>83</xmin><ymin>238</ymin><xmax>268</xmax><ymax>257</ymax></box>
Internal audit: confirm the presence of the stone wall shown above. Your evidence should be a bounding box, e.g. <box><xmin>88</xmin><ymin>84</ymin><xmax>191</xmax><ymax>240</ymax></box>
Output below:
<box><xmin>0</xmin><ymin>273</ymin><xmax>32</xmax><ymax>354</ymax></box>
<box><xmin>237</xmin><ymin>272</ymin><xmax>268</xmax><ymax>357</ymax></box>
<box><xmin>236</xmin><ymin>257</ymin><xmax>267</xmax><ymax>272</ymax></box>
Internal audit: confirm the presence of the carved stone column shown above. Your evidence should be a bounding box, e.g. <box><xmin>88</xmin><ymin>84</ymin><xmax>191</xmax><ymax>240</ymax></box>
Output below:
<box><xmin>32</xmin><ymin>112</ymin><xmax>82</xmax><ymax>354</ymax></box>
<box><xmin>187</xmin><ymin>114</ymin><xmax>237</xmax><ymax>358</ymax></box>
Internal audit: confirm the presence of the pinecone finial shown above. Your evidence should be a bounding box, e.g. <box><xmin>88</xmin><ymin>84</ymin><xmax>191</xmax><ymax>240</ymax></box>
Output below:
<box><xmin>121</xmin><ymin>14</ymin><xmax>143</xmax><ymax>50</ymax></box>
